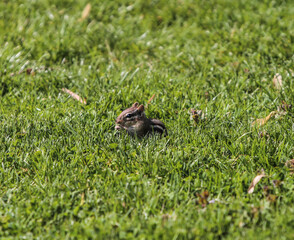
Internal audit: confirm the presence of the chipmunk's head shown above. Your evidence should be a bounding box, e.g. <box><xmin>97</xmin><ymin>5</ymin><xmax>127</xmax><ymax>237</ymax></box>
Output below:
<box><xmin>115</xmin><ymin>102</ymin><xmax>146</xmax><ymax>134</ymax></box>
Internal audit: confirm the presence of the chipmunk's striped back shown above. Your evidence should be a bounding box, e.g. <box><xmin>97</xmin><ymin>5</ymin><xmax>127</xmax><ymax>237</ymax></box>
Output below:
<box><xmin>150</xmin><ymin>119</ymin><xmax>168</xmax><ymax>137</ymax></box>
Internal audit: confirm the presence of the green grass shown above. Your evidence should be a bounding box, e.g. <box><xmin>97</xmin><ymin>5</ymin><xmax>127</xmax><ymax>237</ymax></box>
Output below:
<box><xmin>1</xmin><ymin>0</ymin><xmax>294</xmax><ymax>239</ymax></box>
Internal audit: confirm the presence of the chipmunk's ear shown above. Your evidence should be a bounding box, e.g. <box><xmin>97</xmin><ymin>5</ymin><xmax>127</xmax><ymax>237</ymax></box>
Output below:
<box><xmin>137</xmin><ymin>104</ymin><xmax>144</xmax><ymax>112</ymax></box>
<box><xmin>132</xmin><ymin>102</ymin><xmax>139</xmax><ymax>108</ymax></box>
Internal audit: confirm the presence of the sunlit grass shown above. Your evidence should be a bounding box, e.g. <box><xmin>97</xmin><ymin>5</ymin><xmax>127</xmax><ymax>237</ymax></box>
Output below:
<box><xmin>1</xmin><ymin>0</ymin><xmax>294</xmax><ymax>239</ymax></box>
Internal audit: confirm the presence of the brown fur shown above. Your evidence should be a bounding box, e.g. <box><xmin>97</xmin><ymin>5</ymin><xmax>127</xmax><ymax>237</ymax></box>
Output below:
<box><xmin>115</xmin><ymin>102</ymin><xmax>167</xmax><ymax>137</ymax></box>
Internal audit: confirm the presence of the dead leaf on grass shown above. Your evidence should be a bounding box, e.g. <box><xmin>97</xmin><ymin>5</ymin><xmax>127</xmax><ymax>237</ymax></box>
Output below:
<box><xmin>79</xmin><ymin>3</ymin><xmax>91</xmax><ymax>21</ymax></box>
<box><xmin>196</xmin><ymin>190</ymin><xmax>209</xmax><ymax>207</ymax></box>
<box><xmin>285</xmin><ymin>159</ymin><xmax>294</xmax><ymax>174</ymax></box>
<box><xmin>279</xmin><ymin>101</ymin><xmax>292</xmax><ymax>112</ymax></box>
<box><xmin>248</xmin><ymin>170</ymin><xmax>267</xmax><ymax>194</ymax></box>
<box><xmin>61</xmin><ymin>88</ymin><xmax>87</xmax><ymax>104</ymax></box>
<box><xmin>146</xmin><ymin>94</ymin><xmax>156</xmax><ymax>109</ymax></box>
<box><xmin>26</xmin><ymin>68</ymin><xmax>35</xmax><ymax>75</ymax></box>
<box><xmin>190</xmin><ymin>109</ymin><xmax>206</xmax><ymax>124</ymax></box>
<box><xmin>251</xmin><ymin>111</ymin><xmax>277</xmax><ymax>128</ymax></box>
<box><xmin>147</xmin><ymin>94</ymin><xmax>156</xmax><ymax>105</ymax></box>
<box><xmin>273</xmin><ymin>73</ymin><xmax>283</xmax><ymax>90</ymax></box>
<box><xmin>80</xmin><ymin>192</ymin><xmax>85</xmax><ymax>206</ymax></box>
<box><xmin>285</xmin><ymin>159</ymin><xmax>294</xmax><ymax>168</ymax></box>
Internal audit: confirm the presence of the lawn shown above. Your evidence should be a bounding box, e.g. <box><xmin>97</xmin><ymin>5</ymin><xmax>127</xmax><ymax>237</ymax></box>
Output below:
<box><xmin>1</xmin><ymin>0</ymin><xmax>294</xmax><ymax>239</ymax></box>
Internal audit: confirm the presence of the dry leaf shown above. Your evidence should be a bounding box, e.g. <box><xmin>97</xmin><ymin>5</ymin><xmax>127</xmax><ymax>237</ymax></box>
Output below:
<box><xmin>61</xmin><ymin>88</ymin><xmax>86</xmax><ymax>104</ymax></box>
<box><xmin>196</xmin><ymin>190</ymin><xmax>209</xmax><ymax>207</ymax></box>
<box><xmin>273</xmin><ymin>73</ymin><xmax>283</xmax><ymax>90</ymax></box>
<box><xmin>80</xmin><ymin>192</ymin><xmax>85</xmax><ymax>206</ymax></box>
<box><xmin>146</xmin><ymin>94</ymin><xmax>156</xmax><ymax>109</ymax></box>
<box><xmin>79</xmin><ymin>3</ymin><xmax>91</xmax><ymax>21</ymax></box>
<box><xmin>147</xmin><ymin>94</ymin><xmax>156</xmax><ymax>105</ymax></box>
<box><xmin>280</xmin><ymin>101</ymin><xmax>292</xmax><ymax>111</ymax></box>
<box><xmin>248</xmin><ymin>170</ymin><xmax>266</xmax><ymax>194</ymax></box>
<box><xmin>252</xmin><ymin>111</ymin><xmax>277</xmax><ymax>127</ymax></box>
<box><xmin>285</xmin><ymin>159</ymin><xmax>294</xmax><ymax>168</ymax></box>
<box><xmin>285</xmin><ymin>159</ymin><xmax>294</xmax><ymax>174</ymax></box>
<box><xmin>26</xmin><ymin>68</ymin><xmax>35</xmax><ymax>75</ymax></box>
<box><xmin>190</xmin><ymin>109</ymin><xmax>206</xmax><ymax>124</ymax></box>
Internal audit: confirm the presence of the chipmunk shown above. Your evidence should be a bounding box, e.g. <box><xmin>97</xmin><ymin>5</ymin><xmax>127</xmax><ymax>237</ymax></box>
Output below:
<box><xmin>115</xmin><ymin>102</ymin><xmax>167</xmax><ymax>137</ymax></box>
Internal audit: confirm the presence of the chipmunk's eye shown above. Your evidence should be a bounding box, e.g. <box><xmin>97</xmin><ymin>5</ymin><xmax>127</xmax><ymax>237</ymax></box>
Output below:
<box><xmin>125</xmin><ymin>114</ymin><xmax>132</xmax><ymax>118</ymax></box>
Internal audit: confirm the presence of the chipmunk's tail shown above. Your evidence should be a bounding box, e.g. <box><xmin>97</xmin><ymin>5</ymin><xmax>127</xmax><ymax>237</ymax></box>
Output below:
<box><xmin>150</xmin><ymin>119</ymin><xmax>168</xmax><ymax>137</ymax></box>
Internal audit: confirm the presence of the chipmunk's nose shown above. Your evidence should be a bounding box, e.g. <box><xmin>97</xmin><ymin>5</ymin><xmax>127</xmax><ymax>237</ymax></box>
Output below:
<box><xmin>115</xmin><ymin>125</ymin><xmax>122</xmax><ymax>130</ymax></box>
